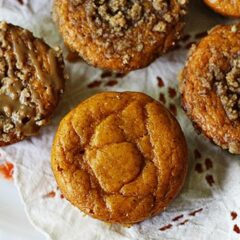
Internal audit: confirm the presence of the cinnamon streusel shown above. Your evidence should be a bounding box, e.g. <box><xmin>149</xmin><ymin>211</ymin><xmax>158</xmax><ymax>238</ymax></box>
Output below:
<box><xmin>53</xmin><ymin>0</ymin><xmax>188</xmax><ymax>73</ymax></box>
<box><xmin>180</xmin><ymin>24</ymin><xmax>240</xmax><ymax>154</ymax></box>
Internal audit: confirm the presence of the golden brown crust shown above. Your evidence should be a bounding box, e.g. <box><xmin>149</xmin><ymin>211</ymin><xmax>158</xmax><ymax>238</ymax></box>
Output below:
<box><xmin>53</xmin><ymin>0</ymin><xmax>188</xmax><ymax>73</ymax></box>
<box><xmin>180</xmin><ymin>24</ymin><xmax>240</xmax><ymax>154</ymax></box>
<box><xmin>204</xmin><ymin>0</ymin><xmax>240</xmax><ymax>18</ymax></box>
<box><xmin>51</xmin><ymin>92</ymin><xmax>188</xmax><ymax>224</ymax></box>
<box><xmin>0</xmin><ymin>22</ymin><xmax>65</xmax><ymax>146</ymax></box>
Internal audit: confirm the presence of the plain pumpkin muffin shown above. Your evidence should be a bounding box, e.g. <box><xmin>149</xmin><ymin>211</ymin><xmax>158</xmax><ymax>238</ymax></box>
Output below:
<box><xmin>53</xmin><ymin>0</ymin><xmax>188</xmax><ymax>73</ymax></box>
<box><xmin>0</xmin><ymin>21</ymin><xmax>65</xmax><ymax>146</ymax></box>
<box><xmin>204</xmin><ymin>0</ymin><xmax>240</xmax><ymax>18</ymax></box>
<box><xmin>51</xmin><ymin>91</ymin><xmax>188</xmax><ymax>224</ymax></box>
<box><xmin>180</xmin><ymin>24</ymin><xmax>240</xmax><ymax>154</ymax></box>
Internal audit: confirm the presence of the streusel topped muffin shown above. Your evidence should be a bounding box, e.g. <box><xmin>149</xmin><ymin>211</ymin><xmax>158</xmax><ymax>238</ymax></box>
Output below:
<box><xmin>180</xmin><ymin>24</ymin><xmax>240</xmax><ymax>154</ymax></box>
<box><xmin>53</xmin><ymin>0</ymin><xmax>188</xmax><ymax>72</ymax></box>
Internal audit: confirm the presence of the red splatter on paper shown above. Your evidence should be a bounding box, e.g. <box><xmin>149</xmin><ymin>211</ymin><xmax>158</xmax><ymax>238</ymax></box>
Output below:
<box><xmin>87</xmin><ymin>80</ymin><xmax>102</xmax><ymax>88</ymax></box>
<box><xmin>234</xmin><ymin>224</ymin><xmax>240</xmax><ymax>234</ymax></box>
<box><xmin>159</xmin><ymin>224</ymin><xmax>172</xmax><ymax>231</ymax></box>
<box><xmin>159</xmin><ymin>93</ymin><xmax>166</xmax><ymax>104</ymax></box>
<box><xmin>101</xmin><ymin>71</ymin><xmax>113</xmax><ymax>78</ymax></box>
<box><xmin>194</xmin><ymin>149</ymin><xmax>202</xmax><ymax>159</ymax></box>
<box><xmin>115</xmin><ymin>72</ymin><xmax>126</xmax><ymax>78</ymax></box>
<box><xmin>231</xmin><ymin>212</ymin><xmax>238</xmax><ymax>220</ymax></box>
<box><xmin>16</xmin><ymin>0</ymin><xmax>24</xmax><ymax>4</ymax></box>
<box><xmin>206</xmin><ymin>175</ymin><xmax>215</xmax><ymax>187</ymax></box>
<box><xmin>157</xmin><ymin>76</ymin><xmax>164</xmax><ymax>87</ymax></box>
<box><xmin>0</xmin><ymin>161</ymin><xmax>14</xmax><ymax>180</ymax></box>
<box><xmin>169</xmin><ymin>104</ymin><xmax>177</xmax><ymax>116</ymax></box>
<box><xmin>178</xmin><ymin>219</ymin><xmax>189</xmax><ymax>226</ymax></box>
<box><xmin>172</xmin><ymin>214</ymin><xmax>184</xmax><ymax>222</ymax></box>
<box><xmin>43</xmin><ymin>191</ymin><xmax>56</xmax><ymax>198</ymax></box>
<box><xmin>105</xmin><ymin>80</ymin><xmax>118</xmax><ymax>87</ymax></box>
<box><xmin>189</xmin><ymin>208</ymin><xmax>203</xmax><ymax>217</ymax></box>
<box><xmin>168</xmin><ymin>87</ymin><xmax>177</xmax><ymax>99</ymax></box>
<box><xmin>60</xmin><ymin>194</ymin><xmax>65</xmax><ymax>199</ymax></box>
<box><xmin>195</xmin><ymin>163</ymin><xmax>203</xmax><ymax>174</ymax></box>
<box><xmin>205</xmin><ymin>158</ymin><xmax>213</xmax><ymax>170</ymax></box>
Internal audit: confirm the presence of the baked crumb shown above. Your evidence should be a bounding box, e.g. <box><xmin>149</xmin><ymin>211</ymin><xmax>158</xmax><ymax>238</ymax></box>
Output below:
<box><xmin>153</xmin><ymin>22</ymin><xmax>167</xmax><ymax>32</ymax></box>
<box><xmin>195</xmin><ymin>44</ymin><xmax>240</xmax><ymax>122</ymax></box>
<box><xmin>89</xmin><ymin>0</ymin><xmax>144</xmax><ymax>33</ymax></box>
<box><xmin>214</xmin><ymin>57</ymin><xmax>240</xmax><ymax>121</ymax></box>
<box><xmin>81</xmin><ymin>0</ymin><xmax>187</xmax><ymax>65</ymax></box>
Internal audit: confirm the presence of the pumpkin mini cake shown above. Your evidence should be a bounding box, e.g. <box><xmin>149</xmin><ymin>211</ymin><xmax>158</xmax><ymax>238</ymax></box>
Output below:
<box><xmin>53</xmin><ymin>0</ymin><xmax>188</xmax><ymax>73</ymax></box>
<box><xmin>204</xmin><ymin>0</ymin><xmax>240</xmax><ymax>18</ymax></box>
<box><xmin>51</xmin><ymin>92</ymin><xmax>188</xmax><ymax>224</ymax></box>
<box><xmin>0</xmin><ymin>21</ymin><xmax>65</xmax><ymax>146</ymax></box>
<box><xmin>180</xmin><ymin>24</ymin><xmax>240</xmax><ymax>154</ymax></box>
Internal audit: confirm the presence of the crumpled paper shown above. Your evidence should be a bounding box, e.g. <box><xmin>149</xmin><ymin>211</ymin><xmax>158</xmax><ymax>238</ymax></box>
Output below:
<box><xmin>0</xmin><ymin>0</ymin><xmax>240</xmax><ymax>239</ymax></box>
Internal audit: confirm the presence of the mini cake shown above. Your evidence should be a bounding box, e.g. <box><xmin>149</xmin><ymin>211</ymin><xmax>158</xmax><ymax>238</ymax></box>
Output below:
<box><xmin>180</xmin><ymin>24</ymin><xmax>240</xmax><ymax>154</ymax></box>
<box><xmin>204</xmin><ymin>0</ymin><xmax>240</xmax><ymax>18</ymax></box>
<box><xmin>0</xmin><ymin>22</ymin><xmax>65</xmax><ymax>146</ymax></box>
<box><xmin>51</xmin><ymin>92</ymin><xmax>188</xmax><ymax>224</ymax></box>
<box><xmin>53</xmin><ymin>0</ymin><xmax>188</xmax><ymax>73</ymax></box>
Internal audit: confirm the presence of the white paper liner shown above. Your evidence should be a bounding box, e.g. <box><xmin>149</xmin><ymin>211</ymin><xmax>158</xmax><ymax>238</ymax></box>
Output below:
<box><xmin>0</xmin><ymin>1</ymin><xmax>240</xmax><ymax>239</ymax></box>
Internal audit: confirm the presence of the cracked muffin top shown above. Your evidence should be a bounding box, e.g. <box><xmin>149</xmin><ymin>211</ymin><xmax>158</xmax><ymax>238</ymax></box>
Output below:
<box><xmin>0</xmin><ymin>22</ymin><xmax>65</xmax><ymax>146</ymax></box>
<box><xmin>180</xmin><ymin>24</ymin><xmax>240</xmax><ymax>154</ymax></box>
<box><xmin>204</xmin><ymin>0</ymin><xmax>240</xmax><ymax>18</ymax></box>
<box><xmin>51</xmin><ymin>92</ymin><xmax>188</xmax><ymax>224</ymax></box>
<box><xmin>53</xmin><ymin>0</ymin><xmax>188</xmax><ymax>73</ymax></box>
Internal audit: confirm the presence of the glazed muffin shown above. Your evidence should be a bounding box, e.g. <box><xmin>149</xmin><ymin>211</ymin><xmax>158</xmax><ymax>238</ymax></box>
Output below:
<box><xmin>0</xmin><ymin>22</ymin><xmax>65</xmax><ymax>146</ymax></box>
<box><xmin>53</xmin><ymin>0</ymin><xmax>188</xmax><ymax>73</ymax></box>
<box><xmin>51</xmin><ymin>92</ymin><xmax>188</xmax><ymax>224</ymax></box>
<box><xmin>204</xmin><ymin>0</ymin><xmax>240</xmax><ymax>18</ymax></box>
<box><xmin>180</xmin><ymin>24</ymin><xmax>240</xmax><ymax>154</ymax></box>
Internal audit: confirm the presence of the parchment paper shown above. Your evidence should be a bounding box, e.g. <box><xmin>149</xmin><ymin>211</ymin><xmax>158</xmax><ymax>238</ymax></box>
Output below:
<box><xmin>0</xmin><ymin>1</ymin><xmax>239</xmax><ymax>239</ymax></box>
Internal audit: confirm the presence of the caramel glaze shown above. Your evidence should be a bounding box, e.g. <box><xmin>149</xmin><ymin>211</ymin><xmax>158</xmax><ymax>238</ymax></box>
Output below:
<box><xmin>0</xmin><ymin>22</ymin><xmax>65</xmax><ymax>143</ymax></box>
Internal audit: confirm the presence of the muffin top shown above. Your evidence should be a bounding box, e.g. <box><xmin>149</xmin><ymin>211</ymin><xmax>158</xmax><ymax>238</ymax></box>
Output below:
<box><xmin>180</xmin><ymin>24</ymin><xmax>240</xmax><ymax>154</ymax></box>
<box><xmin>51</xmin><ymin>92</ymin><xmax>188</xmax><ymax>224</ymax></box>
<box><xmin>0</xmin><ymin>22</ymin><xmax>65</xmax><ymax>146</ymax></box>
<box><xmin>53</xmin><ymin>0</ymin><xmax>188</xmax><ymax>72</ymax></box>
<box><xmin>204</xmin><ymin>0</ymin><xmax>240</xmax><ymax>18</ymax></box>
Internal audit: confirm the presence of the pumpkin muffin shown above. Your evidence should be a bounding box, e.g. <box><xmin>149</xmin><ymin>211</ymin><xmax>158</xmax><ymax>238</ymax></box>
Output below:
<box><xmin>53</xmin><ymin>0</ymin><xmax>188</xmax><ymax>73</ymax></box>
<box><xmin>51</xmin><ymin>92</ymin><xmax>188</xmax><ymax>224</ymax></box>
<box><xmin>180</xmin><ymin>24</ymin><xmax>240</xmax><ymax>154</ymax></box>
<box><xmin>0</xmin><ymin>22</ymin><xmax>65</xmax><ymax>146</ymax></box>
<box><xmin>204</xmin><ymin>0</ymin><xmax>240</xmax><ymax>18</ymax></box>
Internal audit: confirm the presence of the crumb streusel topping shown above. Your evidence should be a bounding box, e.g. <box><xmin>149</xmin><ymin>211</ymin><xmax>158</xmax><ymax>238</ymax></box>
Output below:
<box><xmin>69</xmin><ymin>0</ymin><xmax>188</xmax><ymax>65</ymax></box>
<box><xmin>214</xmin><ymin>56</ymin><xmax>240</xmax><ymax>121</ymax></box>
<box><xmin>180</xmin><ymin>24</ymin><xmax>240</xmax><ymax>154</ymax></box>
<box><xmin>0</xmin><ymin>22</ymin><xmax>65</xmax><ymax>143</ymax></box>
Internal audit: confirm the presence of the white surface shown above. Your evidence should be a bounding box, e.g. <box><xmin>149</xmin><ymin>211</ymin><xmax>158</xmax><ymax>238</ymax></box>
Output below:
<box><xmin>0</xmin><ymin>0</ymin><xmax>240</xmax><ymax>240</ymax></box>
<box><xmin>0</xmin><ymin>178</ymin><xmax>44</xmax><ymax>240</ymax></box>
